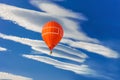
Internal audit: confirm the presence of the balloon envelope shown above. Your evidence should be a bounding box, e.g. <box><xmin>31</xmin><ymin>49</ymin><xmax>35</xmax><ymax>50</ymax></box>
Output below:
<box><xmin>42</xmin><ymin>21</ymin><xmax>64</xmax><ymax>51</ymax></box>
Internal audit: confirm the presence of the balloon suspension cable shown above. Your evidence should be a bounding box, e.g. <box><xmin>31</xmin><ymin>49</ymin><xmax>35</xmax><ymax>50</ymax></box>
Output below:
<box><xmin>50</xmin><ymin>50</ymin><xmax>52</xmax><ymax>55</ymax></box>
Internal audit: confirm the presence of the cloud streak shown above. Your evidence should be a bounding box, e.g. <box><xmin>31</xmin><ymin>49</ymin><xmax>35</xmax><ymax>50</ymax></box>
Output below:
<box><xmin>0</xmin><ymin>3</ymin><xmax>98</xmax><ymax>42</ymax></box>
<box><xmin>0</xmin><ymin>32</ymin><xmax>118</xmax><ymax>78</ymax></box>
<box><xmin>62</xmin><ymin>38</ymin><xmax>119</xmax><ymax>58</ymax></box>
<box><xmin>0</xmin><ymin>3</ymin><xmax>118</xmax><ymax>59</ymax></box>
<box><xmin>30</xmin><ymin>0</ymin><xmax>85</xmax><ymax>19</ymax></box>
<box><xmin>0</xmin><ymin>0</ymin><xmax>119</xmax><ymax>79</ymax></box>
<box><xmin>0</xmin><ymin>33</ymin><xmax>87</xmax><ymax>63</ymax></box>
<box><xmin>0</xmin><ymin>72</ymin><xmax>32</xmax><ymax>80</ymax></box>
<box><xmin>0</xmin><ymin>47</ymin><xmax>7</xmax><ymax>51</ymax></box>
<box><xmin>0</xmin><ymin>33</ymin><xmax>94</xmax><ymax>75</ymax></box>
<box><xmin>23</xmin><ymin>54</ymin><xmax>95</xmax><ymax>75</ymax></box>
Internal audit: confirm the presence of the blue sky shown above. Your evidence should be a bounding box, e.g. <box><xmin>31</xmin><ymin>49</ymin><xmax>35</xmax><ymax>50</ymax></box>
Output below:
<box><xmin>0</xmin><ymin>0</ymin><xmax>120</xmax><ymax>80</ymax></box>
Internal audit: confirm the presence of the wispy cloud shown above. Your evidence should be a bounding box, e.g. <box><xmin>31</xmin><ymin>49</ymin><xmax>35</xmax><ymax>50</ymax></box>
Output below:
<box><xmin>0</xmin><ymin>33</ymin><xmax>87</xmax><ymax>63</ymax></box>
<box><xmin>62</xmin><ymin>38</ymin><xmax>119</xmax><ymax>58</ymax></box>
<box><xmin>0</xmin><ymin>0</ymin><xmax>119</xmax><ymax>79</ymax></box>
<box><xmin>32</xmin><ymin>47</ymin><xmax>86</xmax><ymax>63</ymax></box>
<box><xmin>0</xmin><ymin>3</ymin><xmax>98</xmax><ymax>42</ymax></box>
<box><xmin>0</xmin><ymin>32</ymin><xmax>119</xmax><ymax>78</ymax></box>
<box><xmin>0</xmin><ymin>72</ymin><xmax>32</xmax><ymax>80</ymax></box>
<box><xmin>0</xmin><ymin>47</ymin><xmax>7</xmax><ymax>51</ymax></box>
<box><xmin>30</xmin><ymin>0</ymin><xmax>85</xmax><ymax>19</ymax></box>
<box><xmin>0</xmin><ymin>2</ymin><xmax>118</xmax><ymax>59</ymax></box>
<box><xmin>23</xmin><ymin>54</ymin><xmax>95</xmax><ymax>75</ymax></box>
<box><xmin>0</xmin><ymin>33</ymin><xmax>95</xmax><ymax>75</ymax></box>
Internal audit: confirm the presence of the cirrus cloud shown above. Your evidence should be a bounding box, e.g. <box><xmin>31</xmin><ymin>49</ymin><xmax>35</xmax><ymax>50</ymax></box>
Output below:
<box><xmin>0</xmin><ymin>0</ymin><xmax>119</xmax><ymax>79</ymax></box>
<box><xmin>0</xmin><ymin>72</ymin><xmax>32</xmax><ymax>80</ymax></box>
<box><xmin>0</xmin><ymin>47</ymin><xmax>7</xmax><ymax>51</ymax></box>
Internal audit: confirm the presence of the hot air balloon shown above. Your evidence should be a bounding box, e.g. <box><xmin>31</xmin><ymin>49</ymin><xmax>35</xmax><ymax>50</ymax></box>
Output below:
<box><xmin>42</xmin><ymin>21</ymin><xmax>64</xmax><ymax>54</ymax></box>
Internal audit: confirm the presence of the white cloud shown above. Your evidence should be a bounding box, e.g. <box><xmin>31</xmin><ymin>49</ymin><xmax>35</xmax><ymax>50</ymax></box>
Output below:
<box><xmin>0</xmin><ymin>33</ymin><xmax>87</xmax><ymax>63</ymax></box>
<box><xmin>0</xmin><ymin>0</ymin><xmax>117</xmax><ymax>59</ymax></box>
<box><xmin>0</xmin><ymin>72</ymin><xmax>32</xmax><ymax>80</ymax></box>
<box><xmin>32</xmin><ymin>46</ymin><xmax>86</xmax><ymax>63</ymax></box>
<box><xmin>0</xmin><ymin>31</ymin><xmax>119</xmax><ymax>59</ymax></box>
<box><xmin>0</xmin><ymin>3</ymin><xmax>41</xmax><ymax>33</ymax></box>
<box><xmin>0</xmin><ymin>47</ymin><xmax>7</xmax><ymax>51</ymax></box>
<box><xmin>0</xmin><ymin>33</ymin><xmax>94</xmax><ymax>76</ymax></box>
<box><xmin>0</xmin><ymin>0</ymin><xmax>119</xmax><ymax>78</ymax></box>
<box><xmin>30</xmin><ymin>0</ymin><xmax>85</xmax><ymax>19</ymax></box>
<box><xmin>0</xmin><ymin>33</ymin><xmax>117</xmax><ymax>77</ymax></box>
<box><xmin>23</xmin><ymin>54</ymin><xmax>95</xmax><ymax>75</ymax></box>
<box><xmin>0</xmin><ymin>33</ymin><xmax>42</xmax><ymax>47</ymax></box>
<box><xmin>61</xmin><ymin>38</ymin><xmax>119</xmax><ymax>58</ymax></box>
<box><xmin>0</xmin><ymin>3</ymin><xmax>98</xmax><ymax>42</ymax></box>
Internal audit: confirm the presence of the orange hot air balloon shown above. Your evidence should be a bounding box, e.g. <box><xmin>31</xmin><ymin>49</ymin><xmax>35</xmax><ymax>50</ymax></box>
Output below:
<box><xmin>42</xmin><ymin>21</ymin><xmax>64</xmax><ymax>54</ymax></box>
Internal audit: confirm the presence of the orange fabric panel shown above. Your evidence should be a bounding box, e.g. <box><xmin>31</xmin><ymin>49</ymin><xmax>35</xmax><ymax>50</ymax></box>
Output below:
<box><xmin>42</xmin><ymin>21</ymin><xmax>64</xmax><ymax>50</ymax></box>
